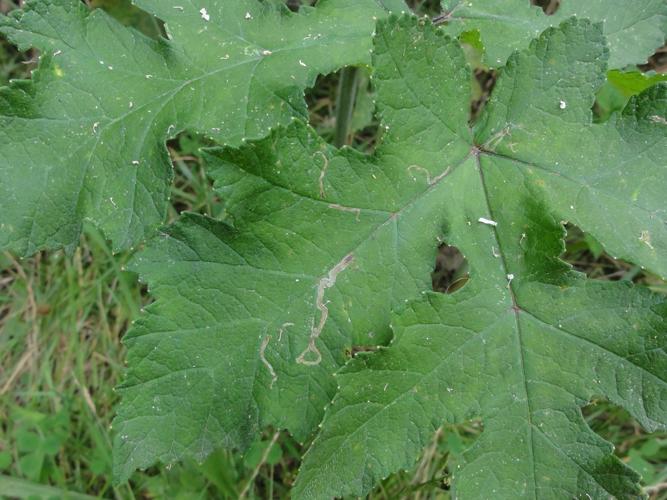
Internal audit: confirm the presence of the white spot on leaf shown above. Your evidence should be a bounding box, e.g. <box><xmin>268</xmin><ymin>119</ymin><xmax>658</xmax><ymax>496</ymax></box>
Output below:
<box><xmin>478</xmin><ymin>217</ymin><xmax>498</xmax><ymax>227</ymax></box>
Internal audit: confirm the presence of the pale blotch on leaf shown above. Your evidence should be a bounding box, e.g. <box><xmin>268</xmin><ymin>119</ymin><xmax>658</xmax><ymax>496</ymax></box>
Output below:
<box><xmin>297</xmin><ymin>253</ymin><xmax>355</xmax><ymax>366</ymax></box>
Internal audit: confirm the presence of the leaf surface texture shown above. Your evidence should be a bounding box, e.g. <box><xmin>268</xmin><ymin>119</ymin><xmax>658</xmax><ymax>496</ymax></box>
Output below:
<box><xmin>0</xmin><ymin>0</ymin><xmax>403</xmax><ymax>254</ymax></box>
<box><xmin>114</xmin><ymin>16</ymin><xmax>667</xmax><ymax>496</ymax></box>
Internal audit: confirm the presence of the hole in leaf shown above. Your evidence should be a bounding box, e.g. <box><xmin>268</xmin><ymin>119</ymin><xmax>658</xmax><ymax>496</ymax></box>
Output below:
<box><xmin>87</xmin><ymin>0</ymin><xmax>165</xmax><ymax>39</ymax></box>
<box><xmin>406</xmin><ymin>0</ymin><xmax>443</xmax><ymax>16</ymax></box>
<box><xmin>344</xmin><ymin>345</ymin><xmax>380</xmax><ymax>360</ymax></box>
<box><xmin>167</xmin><ymin>133</ymin><xmax>220</xmax><ymax>219</ymax></box>
<box><xmin>306</xmin><ymin>67</ymin><xmax>381</xmax><ymax>153</ymax></box>
<box><xmin>274</xmin><ymin>0</ymin><xmax>316</xmax><ymax>11</ymax></box>
<box><xmin>306</xmin><ymin>73</ymin><xmax>336</xmax><ymax>135</ymax></box>
<box><xmin>455</xmin><ymin>29</ymin><xmax>497</xmax><ymax>123</ymax></box>
<box><xmin>289</xmin><ymin>0</ymin><xmax>310</xmax><ymax>11</ymax></box>
<box><xmin>531</xmin><ymin>0</ymin><xmax>560</xmax><ymax>15</ymax></box>
<box><xmin>639</xmin><ymin>43</ymin><xmax>667</xmax><ymax>73</ymax></box>
<box><xmin>470</xmin><ymin>68</ymin><xmax>498</xmax><ymax>122</ymax></box>
<box><xmin>0</xmin><ymin>3</ymin><xmax>36</xmax><ymax>84</ymax></box>
<box><xmin>562</xmin><ymin>224</ymin><xmax>665</xmax><ymax>290</ymax></box>
<box><xmin>0</xmin><ymin>39</ymin><xmax>35</xmax><ymax>85</ymax></box>
<box><xmin>432</xmin><ymin>244</ymin><xmax>469</xmax><ymax>294</ymax></box>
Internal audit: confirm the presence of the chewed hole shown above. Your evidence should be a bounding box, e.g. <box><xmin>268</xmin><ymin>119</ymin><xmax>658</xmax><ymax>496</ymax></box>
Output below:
<box><xmin>531</xmin><ymin>0</ymin><xmax>560</xmax><ymax>15</ymax></box>
<box><xmin>432</xmin><ymin>244</ymin><xmax>469</xmax><ymax>294</ymax></box>
<box><xmin>470</xmin><ymin>68</ymin><xmax>498</xmax><ymax>122</ymax></box>
<box><xmin>268</xmin><ymin>0</ymin><xmax>312</xmax><ymax>11</ymax></box>
<box><xmin>639</xmin><ymin>43</ymin><xmax>667</xmax><ymax>73</ymax></box>
<box><xmin>167</xmin><ymin>132</ymin><xmax>220</xmax><ymax>218</ymax></box>
<box><xmin>305</xmin><ymin>67</ymin><xmax>381</xmax><ymax>153</ymax></box>
<box><xmin>344</xmin><ymin>345</ymin><xmax>380</xmax><ymax>360</ymax></box>
<box><xmin>406</xmin><ymin>0</ymin><xmax>443</xmax><ymax>16</ymax></box>
<box><xmin>562</xmin><ymin>224</ymin><xmax>665</xmax><ymax>290</ymax></box>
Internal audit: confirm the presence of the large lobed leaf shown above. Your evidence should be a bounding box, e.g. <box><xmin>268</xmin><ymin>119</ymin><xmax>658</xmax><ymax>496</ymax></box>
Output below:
<box><xmin>112</xmin><ymin>13</ymin><xmax>473</xmax><ymax>481</ymax></box>
<box><xmin>0</xmin><ymin>0</ymin><xmax>405</xmax><ymax>256</ymax></box>
<box><xmin>2</xmin><ymin>0</ymin><xmax>662</xmax><ymax>258</ymax></box>
<box><xmin>296</xmin><ymin>17</ymin><xmax>667</xmax><ymax>499</ymax></box>
<box><xmin>114</xmin><ymin>14</ymin><xmax>667</xmax><ymax>497</ymax></box>
<box><xmin>439</xmin><ymin>0</ymin><xmax>667</xmax><ymax>69</ymax></box>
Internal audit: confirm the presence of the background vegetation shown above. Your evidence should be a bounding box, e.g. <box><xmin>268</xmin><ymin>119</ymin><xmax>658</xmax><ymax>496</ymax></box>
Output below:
<box><xmin>0</xmin><ymin>0</ymin><xmax>665</xmax><ymax>498</ymax></box>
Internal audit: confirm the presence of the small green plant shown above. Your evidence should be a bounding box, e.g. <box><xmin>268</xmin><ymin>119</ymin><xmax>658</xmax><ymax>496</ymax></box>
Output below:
<box><xmin>13</xmin><ymin>409</ymin><xmax>69</xmax><ymax>483</ymax></box>
<box><xmin>1</xmin><ymin>1</ymin><xmax>666</xmax><ymax>498</ymax></box>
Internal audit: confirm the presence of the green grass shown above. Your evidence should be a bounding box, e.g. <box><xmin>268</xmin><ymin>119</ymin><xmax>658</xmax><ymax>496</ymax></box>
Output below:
<box><xmin>1</xmin><ymin>227</ymin><xmax>140</xmax><ymax>498</ymax></box>
<box><xmin>1</xmin><ymin>1</ymin><xmax>666</xmax><ymax>498</ymax></box>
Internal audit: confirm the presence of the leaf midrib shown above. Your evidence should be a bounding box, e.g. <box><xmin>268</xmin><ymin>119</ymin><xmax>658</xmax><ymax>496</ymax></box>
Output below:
<box><xmin>476</xmin><ymin>147</ymin><xmax>661</xmax><ymax>496</ymax></box>
<box><xmin>474</xmin><ymin>149</ymin><xmax>539</xmax><ymax>500</ymax></box>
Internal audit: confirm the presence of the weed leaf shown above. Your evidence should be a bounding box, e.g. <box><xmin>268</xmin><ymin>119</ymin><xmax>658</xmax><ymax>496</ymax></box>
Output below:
<box><xmin>0</xmin><ymin>0</ymin><xmax>404</xmax><ymax>255</ymax></box>
<box><xmin>114</xmin><ymin>16</ymin><xmax>667</xmax><ymax>496</ymax></box>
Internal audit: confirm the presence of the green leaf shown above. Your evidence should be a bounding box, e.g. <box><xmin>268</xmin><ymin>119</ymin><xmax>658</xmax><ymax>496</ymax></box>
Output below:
<box><xmin>0</xmin><ymin>452</ymin><xmax>12</xmax><ymax>470</ymax></box>
<box><xmin>639</xmin><ymin>438</ymin><xmax>662</xmax><ymax>457</ymax></box>
<box><xmin>438</xmin><ymin>0</ymin><xmax>667</xmax><ymax>69</ymax></box>
<box><xmin>474</xmin><ymin>37</ymin><xmax>667</xmax><ymax>279</ymax></box>
<box><xmin>298</xmin><ymin>277</ymin><xmax>666</xmax><ymax>498</ymax></box>
<box><xmin>18</xmin><ymin>452</ymin><xmax>44</xmax><ymax>482</ymax></box>
<box><xmin>16</xmin><ymin>430</ymin><xmax>41</xmax><ymax>453</ymax></box>
<box><xmin>114</xmin><ymin>15</ymin><xmax>667</xmax><ymax>496</ymax></box>
<box><xmin>0</xmin><ymin>0</ymin><xmax>405</xmax><ymax>256</ymax></box>
<box><xmin>244</xmin><ymin>439</ymin><xmax>282</xmax><ymax>468</ymax></box>
<box><xmin>113</xmin><ymin>14</ymin><xmax>472</xmax><ymax>482</ymax></box>
<box><xmin>295</xmin><ymin>18</ymin><xmax>667</xmax><ymax>498</ymax></box>
<box><xmin>596</xmin><ymin>70</ymin><xmax>667</xmax><ymax>122</ymax></box>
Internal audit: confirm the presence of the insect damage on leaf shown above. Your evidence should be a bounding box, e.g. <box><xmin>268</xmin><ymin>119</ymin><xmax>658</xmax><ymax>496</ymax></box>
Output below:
<box><xmin>113</xmin><ymin>12</ymin><xmax>666</xmax><ymax>499</ymax></box>
<box><xmin>0</xmin><ymin>0</ymin><xmax>407</xmax><ymax>256</ymax></box>
<box><xmin>113</xmin><ymin>13</ymin><xmax>474</xmax><ymax>483</ymax></box>
<box><xmin>297</xmin><ymin>252</ymin><xmax>356</xmax><ymax>366</ymax></box>
<box><xmin>295</xmin><ymin>16</ymin><xmax>667</xmax><ymax>500</ymax></box>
